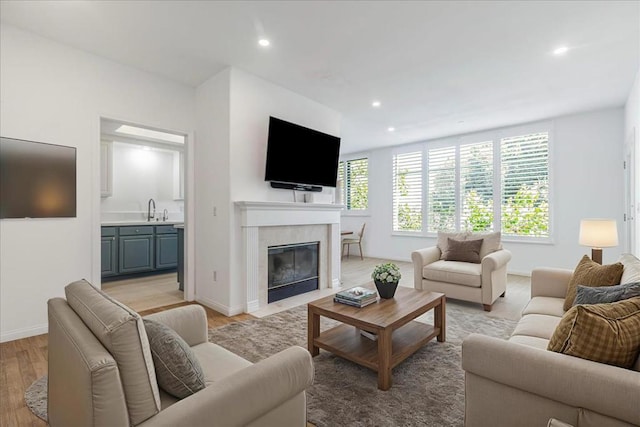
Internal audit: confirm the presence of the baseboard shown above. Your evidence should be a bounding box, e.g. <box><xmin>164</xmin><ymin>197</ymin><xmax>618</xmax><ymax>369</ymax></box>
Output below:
<box><xmin>195</xmin><ymin>295</ymin><xmax>244</xmax><ymax>317</ymax></box>
<box><xmin>508</xmin><ymin>270</ymin><xmax>532</xmax><ymax>277</ymax></box>
<box><xmin>1</xmin><ymin>323</ymin><xmax>48</xmax><ymax>343</ymax></box>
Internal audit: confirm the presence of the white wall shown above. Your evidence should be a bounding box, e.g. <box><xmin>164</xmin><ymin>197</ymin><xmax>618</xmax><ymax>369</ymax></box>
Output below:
<box><xmin>341</xmin><ymin>108</ymin><xmax>625</xmax><ymax>274</ymax></box>
<box><xmin>624</xmin><ymin>69</ymin><xmax>639</xmax><ymax>254</ymax></box>
<box><xmin>100</xmin><ymin>142</ymin><xmax>184</xmax><ymax>221</ymax></box>
<box><xmin>0</xmin><ymin>25</ymin><xmax>195</xmax><ymax>342</ymax></box>
<box><xmin>194</xmin><ymin>67</ymin><xmax>341</xmax><ymax>315</ymax></box>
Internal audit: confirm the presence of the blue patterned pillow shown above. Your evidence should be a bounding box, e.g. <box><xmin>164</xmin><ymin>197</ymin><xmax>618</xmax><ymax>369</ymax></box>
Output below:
<box><xmin>143</xmin><ymin>319</ymin><xmax>206</xmax><ymax>399</ymax></box>
<box><xmin>573</xmin><ymin>282</ymin><xmax>640</xmax><ymax>306</ymax></box>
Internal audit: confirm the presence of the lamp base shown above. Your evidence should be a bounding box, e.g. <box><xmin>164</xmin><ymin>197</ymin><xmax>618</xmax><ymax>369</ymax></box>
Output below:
<box><xmin>591</xmin><ymin>248</ymin><xmax>602</xmax><ymax>265</ymax></box>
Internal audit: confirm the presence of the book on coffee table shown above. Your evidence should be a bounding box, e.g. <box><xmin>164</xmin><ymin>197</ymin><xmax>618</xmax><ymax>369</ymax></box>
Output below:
<box><xmin>335</xmin><ymin>286</ymin><xmax>377</xmax><ymax>302</ymax></box>
<box><xmin>333</xmin><ymin>295</ymin><xmax>377</xmax><ymax>308</ymax></box>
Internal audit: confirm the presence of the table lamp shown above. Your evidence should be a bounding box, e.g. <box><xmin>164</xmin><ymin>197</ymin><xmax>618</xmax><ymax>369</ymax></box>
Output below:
<box><xmin>578</xmin><ymin>219</ymin><xmax>618</xmax><ymax>264</ymax></box>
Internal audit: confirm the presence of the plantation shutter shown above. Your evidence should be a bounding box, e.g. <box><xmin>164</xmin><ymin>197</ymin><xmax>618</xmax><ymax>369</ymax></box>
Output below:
<box><xmin>337</xmin><ymin>161</ymin><xmax>345</xmax><ymax>205</ymax></box>
<box><xmin>500</xmin><ymin>132</ymin><xmax>549</xmax><ymax>237</ymax></box>
<box><xmin>344</xmin><ymin>158</ymin><xmax>368</xmax><ymax>210</ymax></box>
<box><xmin>460</xmin><ymin>141</ymin><xmax>494</xmax><ymax>232</ymax></box>
<box><xmin>427</xmin><ymin>146</ymin><xmax>456</xmax><ymax>232</ymax></box>
<box><xmin>392</xmin><ymin>151</ymin><xmax>422</xmax><ymax>231</ymax></box>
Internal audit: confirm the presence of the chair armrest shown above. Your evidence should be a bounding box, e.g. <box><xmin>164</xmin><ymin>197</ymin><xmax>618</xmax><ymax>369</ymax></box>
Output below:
<box><xmin>143</xmin><ymin>304</ymin><xmax>208</xmax><ymax>346</ymax></box>
<box><xmin>531</xmin><ymin>267</ymin><xmax>573</xmax><ymax>299</ymax></box>
<box><xmin>481</xmin><ymin>249</ymin><xmax>511</xmax><ymax>272</ymax></box>
<box><xmin>462</xmin><ymin>334</ymin><xmax>640</xmax><ymax>425</ymax></box>
<box><xmin>140</xmin><ymin>346</ymin><xmax>314</xmax><ymax>427</ymax></box>
<box><xmin>411</xmin><ymin>247</ymin><xmax>441</xmax><ymax>289</ymax></box>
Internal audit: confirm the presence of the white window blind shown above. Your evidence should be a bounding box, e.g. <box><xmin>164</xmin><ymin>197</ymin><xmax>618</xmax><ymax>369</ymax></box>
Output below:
<box><xmin>460</xmin><ymin>141</ymin><xmax>493</xmax><ymax>232</ymax></box>
<box><xmin>340</xmin><ymin>158</ymin><xmax>368</xmax><ymax>210</ymax></box>
<box><xmin>393</xmin><ymin>151</ymin><xmax>422</xmax><ymax>231</ymax></box>
<box><xmin>427</xmin><ymin>146</ymin><xmax>456</xmax><ymax>232</ymax></box>
<box><xmin>500</xmin><ymin>132</ymin><xmax>549</xmax><ymax>237</ymax></box>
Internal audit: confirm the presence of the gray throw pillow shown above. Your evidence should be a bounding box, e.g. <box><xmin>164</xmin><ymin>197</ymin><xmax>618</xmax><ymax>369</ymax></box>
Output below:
<box><xmin>573</xmin><ymin>282</ymin><xmax>640</xmax><ymax>306</ymax></box>
<box><xmin>442</xmin><ymin>237</ymin><xmax>483</xmax><ymax>263</ymax></box>
<box><xmin>143</xmin><ymin>319</ymin><xmax>206</xmax><ymax>399</ymax></box>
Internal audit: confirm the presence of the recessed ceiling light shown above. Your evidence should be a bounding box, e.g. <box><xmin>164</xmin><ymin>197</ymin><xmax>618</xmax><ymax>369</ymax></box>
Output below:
<box><xmin>387</xmin><ymin>127</ymin><xmax>395</xmax><ymax>132</ymax></box>
<box><xmin>553</xmin><ymin>46</ymin><xmax>569</xmax><ymax>56</ymax></box>
<box><xmin>258</xmin><ymin>39</ymin><xmax>270</xmax><ymax>47</ymax></box>
<box><xmin>372</xmin><ymin>101</ymin><xmax>381</xmax><ymax>108</ymax></box>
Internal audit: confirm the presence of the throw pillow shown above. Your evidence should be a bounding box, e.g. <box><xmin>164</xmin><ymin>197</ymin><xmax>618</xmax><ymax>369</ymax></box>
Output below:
<box><xmin>619</xmin><ymin>253</ymin><xmax>640</xmax><ymax>285</ymax></box>
<box><xmin>442</xmin><ymin>237</ymin><xmax>483</xmax><ymax>263</ymax></box>
<box><xmin>547</xmin><ymin>297</ymin><xmax>640</xmax><ymax>369</ymax></box>
<box><xmin>437</xmin><ymin>231</ymin><xmax>468</xmax><ymax>260</ymax></box>
<box><xmin>466</xmin><ymin>231</ymin><xmax>502</xmax><ymax>259</ymax></box>
<box><xmin>573</xmin><ymin>282</ymin><xmax>640</xmax><ymax>305</ymax></box>
<box><xmin>563</xmin><ymin>255</ymin><xmax>624</xmax><ymax>311</ymax></box>
<box><xmin>143</xmin><ymin>319</ymin><xmax>206</xmax><ymax>399</ymax></box>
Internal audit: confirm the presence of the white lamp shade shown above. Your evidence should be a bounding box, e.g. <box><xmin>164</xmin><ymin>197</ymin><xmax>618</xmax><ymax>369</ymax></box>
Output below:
<box><xmin>579</xmin><ymin>219</ymin><xmax>619</xmax><ymax>248</ymax></box>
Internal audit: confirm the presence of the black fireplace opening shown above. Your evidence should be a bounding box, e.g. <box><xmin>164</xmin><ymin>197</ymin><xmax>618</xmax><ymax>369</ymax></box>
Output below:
<box><xmin>268</xmin><ymin>242</ymin><xmax>319</xmax><ymax>303</ymax></box>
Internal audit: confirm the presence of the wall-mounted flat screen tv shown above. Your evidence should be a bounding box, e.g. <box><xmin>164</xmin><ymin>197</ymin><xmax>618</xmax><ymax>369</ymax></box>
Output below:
<box><xmin>0</xmin><ymin>137</ymin><xmax>77</xmax><ymax>219</ymax></box>
<box><xmin>264</xmin><ymin>116</ymin><xmax>341</xmax><ymax>191</ymax></box>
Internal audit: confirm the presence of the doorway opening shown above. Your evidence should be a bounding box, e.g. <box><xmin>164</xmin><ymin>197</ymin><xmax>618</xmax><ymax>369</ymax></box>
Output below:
<box><xmin>99</xmin><ymin>118</ymin><xmax>187</xmax><ymax>312</ymax></box>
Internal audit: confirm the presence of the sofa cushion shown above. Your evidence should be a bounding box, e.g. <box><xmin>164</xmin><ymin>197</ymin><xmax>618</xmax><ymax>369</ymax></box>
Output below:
<box><xmin>442</xmin><ymin>237</ymin><xmax>483</xmax><ymax>263</ymax></box>
<box><xmin>619</xmin><ymin>253</ymin><xmax>640</xmax><ymax>285</ymax></box>
<box><xmin>574</xmin><ymin>282</ymin><xmax>640</xmax><ymax>305</ymax></box>
<box><xmin>437</xmin><ymin>231</ymin><xmax>468</xmax><ymax>260</ymax></box>
<box><xmin>511</xmin><ymin>314</ymin><xmax>562</xmax><ymax>340</ymax></box>
<box><xmin>423</xmin><ymin>260</ymin><xmax>482</xmax><ymax>287</ymax></box>
<box><xmin>522</xmin><ymin>296</ymin><xmax>566</xmax><ymax>317</ymax></box>
<box><xmin>143</xmin><ymin>319</ymin><xmax>206</xmax><ymax>399</ymax></box>
<box><xmin>548</xmin><ymin>297</ymin><xmax>640</xmax><ymax>369</ymax></box>
<box><xmin>191</xmin><ymin>342</ymin><xmax>252</xmax><ymax>386</ymax></box>
<box><xmin>65</xmin><ymin>279</ymin><xmax>160</xmax><ymax>425</ymax></box>
<box><xmin>563</xmin><ymin>255</ymin><xmax>624</xmax><ymax>311</ymax></box>
<box><xmin>466</xmin><ymin>231</ymin><xmax>502</xmax><ymax>259</ymax></box>
<box><xmin>508</xmin><ymin>335</ymin><xmax>550</xmax><ymax>350</ymax></box>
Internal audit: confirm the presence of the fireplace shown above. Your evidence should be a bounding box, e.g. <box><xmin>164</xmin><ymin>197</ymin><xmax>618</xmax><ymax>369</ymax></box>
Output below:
<box><xmin>268</xmin><ymin>242</ymin><xmax>319</xmax><ymax>303</ymax></box>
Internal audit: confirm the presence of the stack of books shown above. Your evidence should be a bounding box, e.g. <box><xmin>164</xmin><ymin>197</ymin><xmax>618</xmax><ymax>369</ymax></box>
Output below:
<box><xmin>334</xmin><ymin>286</ymin><xmax>378</xmax><ymax>308</ymax></box>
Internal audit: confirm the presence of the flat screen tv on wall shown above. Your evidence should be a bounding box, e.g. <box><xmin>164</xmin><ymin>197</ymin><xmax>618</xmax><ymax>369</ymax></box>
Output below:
<box><xmin>0</xmin><ymin>137</ymin><xmax>77</xmax><ymax>219</ymax></box>
<box><xmin>264</xmin><ymin>116</ymin><xmax>341</xmax><ymax>192</ymax></box>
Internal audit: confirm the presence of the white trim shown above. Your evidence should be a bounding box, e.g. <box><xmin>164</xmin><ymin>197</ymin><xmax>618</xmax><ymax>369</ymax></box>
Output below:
<box><xmin>196</xmin><ymin>295</ymin><xmax>244</xmax><ymax>317</ymax></box>
<box><xmin>1</xmin><ymin>324</ymin><xmax>48</xmax><ymax>343</ymax></box>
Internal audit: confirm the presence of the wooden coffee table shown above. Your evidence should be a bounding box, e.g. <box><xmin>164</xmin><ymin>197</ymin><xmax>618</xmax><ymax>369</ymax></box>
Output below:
<box><xmin>307</xmin><ymin>283</ymin><xmax>445</xmax><ymax>390</ymax></box>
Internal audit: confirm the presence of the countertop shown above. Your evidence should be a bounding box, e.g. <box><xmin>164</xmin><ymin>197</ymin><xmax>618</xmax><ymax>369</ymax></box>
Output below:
<box><xmin>101</xmin><ymin>220</ymin><xmax>184</xmax><ymax>227</ymax></box>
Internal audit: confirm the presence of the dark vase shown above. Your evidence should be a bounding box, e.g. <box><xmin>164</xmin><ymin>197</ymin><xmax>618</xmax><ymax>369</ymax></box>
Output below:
<box><xmin>374</xmin><ymin>279</ymin><xmax>399</xmax><ymax>299</ymax></box>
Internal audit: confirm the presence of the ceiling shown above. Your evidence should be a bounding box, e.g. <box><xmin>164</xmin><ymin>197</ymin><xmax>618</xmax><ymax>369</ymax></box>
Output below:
<box><xmin>1</xmin><ymin>1</ymin><xmax>638</xmax><ymax>154</ymax></box>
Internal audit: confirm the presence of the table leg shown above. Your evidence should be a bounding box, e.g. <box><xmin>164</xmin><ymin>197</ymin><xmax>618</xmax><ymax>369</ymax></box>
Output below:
<box><xmin>435</xmin><ymin>296</ymin><xmax>446</xmax><ymax>342</ymax></box>
<box><xmin>308</xmin><ymin>307</ymin><xmax>320</xmax><ymax>356</ymax></box>
<box><xmin>377</xmin><ymin>327</ymin><xmax>393</xmax><ymax>390</ymax></box>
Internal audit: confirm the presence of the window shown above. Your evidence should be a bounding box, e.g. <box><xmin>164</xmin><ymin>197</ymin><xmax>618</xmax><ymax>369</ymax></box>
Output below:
<box><xmin>420</xmin><ymin>131</ymin><xmax>550</xmax><ymax>239</ymax></box>
<box><xmin>460</xmin><ymin>141</ymin><xmax>493</xmax><ymax>232</ymax></box>
<box><xmin>338</xmin><ymin>158</ymin><xmax>368</xmax><ymax>211</ymax></box>
<box><xmin>500</xmin><ymin>133</ymin><xmax>549</xmax><ymax>237</ymax></box>
<box><xmin>427</xmin><ymin>146</ymin><xmax>456</xmax><ymax>232</ymax></box>
<box><xmin>393</xmin><ymin>151</ymin><xmax>422</xmax><ymax>231</ymax></box>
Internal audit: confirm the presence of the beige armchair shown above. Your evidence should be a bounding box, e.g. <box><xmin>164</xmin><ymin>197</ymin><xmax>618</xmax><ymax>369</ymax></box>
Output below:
<box><xmin>411</xmin><ymin>232</ymin><xmax>512</xmax><ymax>311</ymax></box>
<box><xmin>48</xmin><ymin>279</ymin><xmax>314</xmax><ymax>427</ymax></box>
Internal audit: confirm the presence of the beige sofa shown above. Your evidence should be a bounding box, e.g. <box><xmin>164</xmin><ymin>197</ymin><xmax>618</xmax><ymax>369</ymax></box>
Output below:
<box><xmin>462</xmin><ymin>264</ymin><xmax>640</xmax><ymax>427</ymax></box>
<box><xmin>411</xmin><ymin>238</ymin><xmax>512</xmax><ymax>311</ymax></box>
<box><xmin>48</xmin><ymin>280</ymin><xmax>314</xmax><ymax>427</ymax></box>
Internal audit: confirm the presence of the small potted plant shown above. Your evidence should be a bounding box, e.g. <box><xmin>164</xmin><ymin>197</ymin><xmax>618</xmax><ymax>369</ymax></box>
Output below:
<box><xmin>371</xmin><ymin>262</ymin><xmax>402</xmax><ymax>299</ymax></box>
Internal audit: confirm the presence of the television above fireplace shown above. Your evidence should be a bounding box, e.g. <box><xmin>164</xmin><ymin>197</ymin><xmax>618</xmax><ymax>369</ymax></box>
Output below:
<box><xmin>264</xmin><ymin>116</ymin><xmax>341</xmax><ymax>192</ymax></box>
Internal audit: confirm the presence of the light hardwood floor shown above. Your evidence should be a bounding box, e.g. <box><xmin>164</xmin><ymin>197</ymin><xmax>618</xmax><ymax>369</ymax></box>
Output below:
<box><xmin>102</xmin><ymin>272</ymin><xmax>184</xmax><ymax>312</ymax></box>
<box><xmin>0</xmin><ymin>256</ymin><xmax>531</xmax><ymax>426</ymax></box>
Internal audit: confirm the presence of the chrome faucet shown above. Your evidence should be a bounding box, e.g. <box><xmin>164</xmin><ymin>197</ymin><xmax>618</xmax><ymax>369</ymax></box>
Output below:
<box><xmin>162</xmin><ymin>208</ymin><xmax>169</xmax><ymax>221</ymax></box>
<box><xmin>147</xmin><ymin>198</ymin><xmax>156</xmax><ymax>221</ymax></box>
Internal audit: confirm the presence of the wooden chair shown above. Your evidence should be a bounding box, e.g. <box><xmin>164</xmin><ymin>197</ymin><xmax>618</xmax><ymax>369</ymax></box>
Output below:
<box><xmin>342</xmin><ymin>223</ymin><xmax>366</xmax><ymax>260</ymax></box>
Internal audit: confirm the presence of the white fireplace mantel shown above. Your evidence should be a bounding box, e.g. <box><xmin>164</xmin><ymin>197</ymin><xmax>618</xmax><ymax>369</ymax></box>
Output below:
<box><xmin>235</xmin><ymin>201</ymin><xmax>344</xmax><ymax>312</ymax></box>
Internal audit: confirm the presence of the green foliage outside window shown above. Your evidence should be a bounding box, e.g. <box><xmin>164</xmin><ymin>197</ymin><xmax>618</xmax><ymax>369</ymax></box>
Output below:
<box><xmin>395</xmin><ymin>169</ymin><xmax>421</xmax><ymax>231</ymax></box>
<box><xmin>501</xmin><ymin>181</ymin><xmax>549</xmax><ymax>236</ymax></box>
<box><xmin>345</xmin><ymin>159</ymin><xmax>368</xmax><ymax>210</ymax></box>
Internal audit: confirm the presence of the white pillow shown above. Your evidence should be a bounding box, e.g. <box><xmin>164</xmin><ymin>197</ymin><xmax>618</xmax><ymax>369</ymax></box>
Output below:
<box><xmin>619</xmin><ymin>253</ymin><xmax>640</xmax><ymax>284</ymax></box>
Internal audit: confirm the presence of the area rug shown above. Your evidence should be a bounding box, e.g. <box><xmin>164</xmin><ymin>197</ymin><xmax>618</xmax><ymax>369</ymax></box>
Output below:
<box><xmin>25</xmin><ymin>302</ymin><xmax>517</xmax><ymax>426</ymax></box>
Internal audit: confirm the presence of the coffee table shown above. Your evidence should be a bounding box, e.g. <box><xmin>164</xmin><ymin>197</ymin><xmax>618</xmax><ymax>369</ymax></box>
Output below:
<box><xmin>307</xmin><ymin>283</ymin><xmax>445</xmax><ymax>390</ymax></box>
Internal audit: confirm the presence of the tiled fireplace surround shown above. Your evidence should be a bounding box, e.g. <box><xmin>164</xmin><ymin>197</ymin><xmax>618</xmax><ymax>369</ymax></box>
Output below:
<box><xmin>236</xmin><ymin>201</ymin><xmax>343</xmax><ymax>313</ymax></box>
